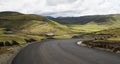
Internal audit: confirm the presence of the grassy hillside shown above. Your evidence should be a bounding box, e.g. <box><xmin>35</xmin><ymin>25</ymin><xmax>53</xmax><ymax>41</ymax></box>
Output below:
<box><xmin>0</xmin><ymin>11</ymin><xmax>70</xmax><ymax>45</ymax></box>
<box><xmin>0</xmin><ymin>12</ymin><xmax>69</xmax><ymax>35</ymax></box>
<box><xmin>69</xmin><ymin>22</ymin><xmax>108</xmax><ymax>33</ymax></box>
<box><xmin>49</xmin><ymin>14</ymin><xmax>120</xmax><ymax>33</ymax></box>
<box><xmin>96</xmin><ymin>28</ymin><xmax>120</xmax><ymax>35</ymax></box>
<box><xmin>95</xmin><ymin>28</ymin><xmax>120</xmax><ymax>41</ymax></box>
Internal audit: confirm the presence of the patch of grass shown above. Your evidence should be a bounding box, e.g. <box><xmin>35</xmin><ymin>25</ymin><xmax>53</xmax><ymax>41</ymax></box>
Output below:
<box><xmin>0</xmin><ymin>34</ymin><xmax>46</xmax><ymax>45</ymax></box>
<box><xmin>69</xmin><ymin>24</ymin><xmax>108</xmax><ymax>33</ymax></box>
<box><xmin>0</xmin><ymin>28</ymin><xmax>5</xmax><ymax>35</ymax></box>
<box><xmin>96</xmin><ymin>28</ymin><xmax>120</xmax><ymax>35</ymax></box>
<box><xmin>0</xmin><ymin>35</ymin><xmax>26</xmax><ymax>44</ymax></box>
<box><xmin>54</xmin><ymin>35</ymin><xmax>72</xmax><ymax>39</ymax></box>
<box><xmin>19</xmin><ymin>34</ymin><xmax>46</xmax><ymax>41</ymax></box>
<box><xmin>108</xmin><ymin>37</ymin><xmax>120</xmax><ymax>41</ymax></box>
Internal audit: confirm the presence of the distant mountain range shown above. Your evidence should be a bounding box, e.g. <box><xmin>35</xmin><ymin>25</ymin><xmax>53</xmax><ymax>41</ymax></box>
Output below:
<box><xmin>47</xmin><ymin>14</ymin><xmax>120</xmax><ymax>25</ymax></box>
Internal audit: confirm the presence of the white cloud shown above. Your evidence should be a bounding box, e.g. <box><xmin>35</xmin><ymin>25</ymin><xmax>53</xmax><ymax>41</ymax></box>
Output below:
<box><xmin>0</xmin><ymin>0</ymin><xmax>120</xmax><ymax>17</ymax></box>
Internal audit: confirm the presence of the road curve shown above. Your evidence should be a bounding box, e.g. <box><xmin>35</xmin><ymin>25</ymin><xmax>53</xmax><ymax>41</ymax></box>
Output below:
<box><xmin>12</xmin><ymin>39</ymin><xmax>120</xmax><ymax>64</ymax></box>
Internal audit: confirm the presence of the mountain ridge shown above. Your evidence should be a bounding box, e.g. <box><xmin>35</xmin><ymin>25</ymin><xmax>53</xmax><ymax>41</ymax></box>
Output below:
<box><xmin>48</xmin><ymin>14</ymin><xmax>120</xmax><ymax>25</ymax></box>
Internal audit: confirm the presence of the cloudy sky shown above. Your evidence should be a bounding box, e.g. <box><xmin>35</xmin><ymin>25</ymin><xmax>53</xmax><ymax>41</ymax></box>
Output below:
<box><xmin>0</xmin><ymin>0</ymin><xmax>120</xmax><ymax>17</ymax></box>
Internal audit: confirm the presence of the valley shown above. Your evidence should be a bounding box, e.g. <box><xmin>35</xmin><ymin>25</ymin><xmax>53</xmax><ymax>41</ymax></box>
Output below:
<box><xmin>0</xmin><ymin>11</ymin><xmax>120</xmax><ymax>64</ymax></box>
<box><xmin>0</xmin><ymin>11</ymin><xmax>120</xmax><ymax>53</ymax></box>
<box><xmin>48</xmin><ymin>15</ymin><xmax>120</xmax><ymax>53</ymax></box>
<box><xmin>49</xmin><ymin>14</ymin><xmax>120</xmax><ymax>33</ymax></box>
<box><xmin>1</xmin><ymin>0</ymin><xmax>120</xmax><ymax>64</ymax></box>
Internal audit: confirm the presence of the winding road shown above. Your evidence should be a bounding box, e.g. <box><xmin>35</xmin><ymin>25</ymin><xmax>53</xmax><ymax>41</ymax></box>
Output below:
<box><xmin>12</xmin><ymin>39</ymin><xmax>120</xmax><ymax>64</ymax></box>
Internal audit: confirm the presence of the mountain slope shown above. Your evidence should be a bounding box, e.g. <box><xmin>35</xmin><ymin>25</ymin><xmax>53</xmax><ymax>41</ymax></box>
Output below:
<box><xmin>0</xmin><ymin>11</ymin><xmax>69</xmax><ymax>35</ymax></box>
<box><xmin>0</xmin><ymin>11</ymin><xmax>70</xmax><ymax>45</ymax></box>
<box><xmin>48</xmin><ymin>14</ymin><xmax>120</xmax><ymax>33</ymax></box>
<box><xmin>94</xmin><ymin>28</ymin><xmax>120</xmax><ymax>41</ymax></box>
<box><xmin>96</xmin><ymin>28</ymin><xmax>120</xmax><ymax>35</ymax></box>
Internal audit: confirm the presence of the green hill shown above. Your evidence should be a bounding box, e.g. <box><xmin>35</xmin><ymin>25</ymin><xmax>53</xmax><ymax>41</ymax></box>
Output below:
<box><xmin>0</xmin><ymin>11</ymin><xmax>23</xmax><ymax>16</ymax></box>
<box><xmin>96</xmin><ymin>28</ymin><xmax>120</xmax><ymax>35</ymax></box>
<box><xmin>94</xmin><ymin>28</ymin><xmax>120</xmax><ymax>41</ymax></box>
<box><xmin>0</xmin><ymin>11</ymin><xmax>69</xmax><ymax>35</ymax></box>
<box><xmin>48</xmin><ymin>14</ymin><xmax>120</xmax><ymax>33</ymax></box>
<box><xmin>0</xmin><ymin>11</ymin><xmax>70</xmax><ymax>45</ymax></box>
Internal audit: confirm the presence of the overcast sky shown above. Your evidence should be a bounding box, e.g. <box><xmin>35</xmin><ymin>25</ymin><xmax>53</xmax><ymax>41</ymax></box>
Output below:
<box><xmin>0</xmin><ymin>0</ymin><xmax>120</xmax><ymax>17</ymax></box>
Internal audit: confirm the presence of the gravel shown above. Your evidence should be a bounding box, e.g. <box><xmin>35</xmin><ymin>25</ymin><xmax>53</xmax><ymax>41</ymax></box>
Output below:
<box><xmin>0</xmin><ymin>44</ymin><xmax>29</xmax><ymax>64</ymax></box>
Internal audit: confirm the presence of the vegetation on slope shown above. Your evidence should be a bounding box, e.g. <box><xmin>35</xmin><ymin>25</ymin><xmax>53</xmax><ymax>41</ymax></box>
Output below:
<box><xmin>0</xmin><ymin>11</ymin><xmax>70</xmax><ymax>46</ymax></box>
<box><xmin>0</xmin><ymin>12</ymin><xmax>69</xmax><ymax>35</ymax></box>
<box><xmin>69</xmin><ymin>22</ymin><xmax>108</xmax><ymax>33</ymax></box>
<box><xmin>95</xmin><ymin>28</ymin><xmax>120</xmax><ymax>41</ymax></box>
<box><xmin>48</xmin><ymin>14</ymin><xmax>120</xmax><ymax>33</ymax></box>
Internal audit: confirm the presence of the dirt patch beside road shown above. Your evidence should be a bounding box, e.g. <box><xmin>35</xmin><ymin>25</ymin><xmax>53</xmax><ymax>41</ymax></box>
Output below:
<box><xmin>0</xmin><ymin>44</ymin><xmax>29</xmax><ymax>64</ymax></box>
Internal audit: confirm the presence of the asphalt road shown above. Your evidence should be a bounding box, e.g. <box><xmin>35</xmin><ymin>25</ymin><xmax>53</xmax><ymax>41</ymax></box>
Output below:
<box><xmin>12</xmin><ymin>39</ymin><xmax>120</xmax><ymax>64</ymax></box>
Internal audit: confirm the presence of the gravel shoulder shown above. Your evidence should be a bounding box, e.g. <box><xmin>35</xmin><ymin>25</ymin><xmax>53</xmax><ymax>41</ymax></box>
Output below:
<box><xmin>0</xmin><ymin>44</ymin><xmax>29</xmax><ymax>64</ymax></box>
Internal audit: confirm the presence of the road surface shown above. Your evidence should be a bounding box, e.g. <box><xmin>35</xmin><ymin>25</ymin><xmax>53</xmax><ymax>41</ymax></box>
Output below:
<box><xmin>12</xmin><ymin>39</ymin><xmax>120</xmax><ymax>64</ymax></box>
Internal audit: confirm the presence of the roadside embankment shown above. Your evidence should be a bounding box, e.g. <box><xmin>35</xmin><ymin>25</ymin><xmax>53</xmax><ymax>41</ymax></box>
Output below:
<box><xmin>77</xmin><ymin>40</ymin><xmax>120</xmax><ymax>53</ymax></box>
<box><xmin>0</xmin><ymin>44</ymin><xmax>29</xmax><ymax>64</ymax></box>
